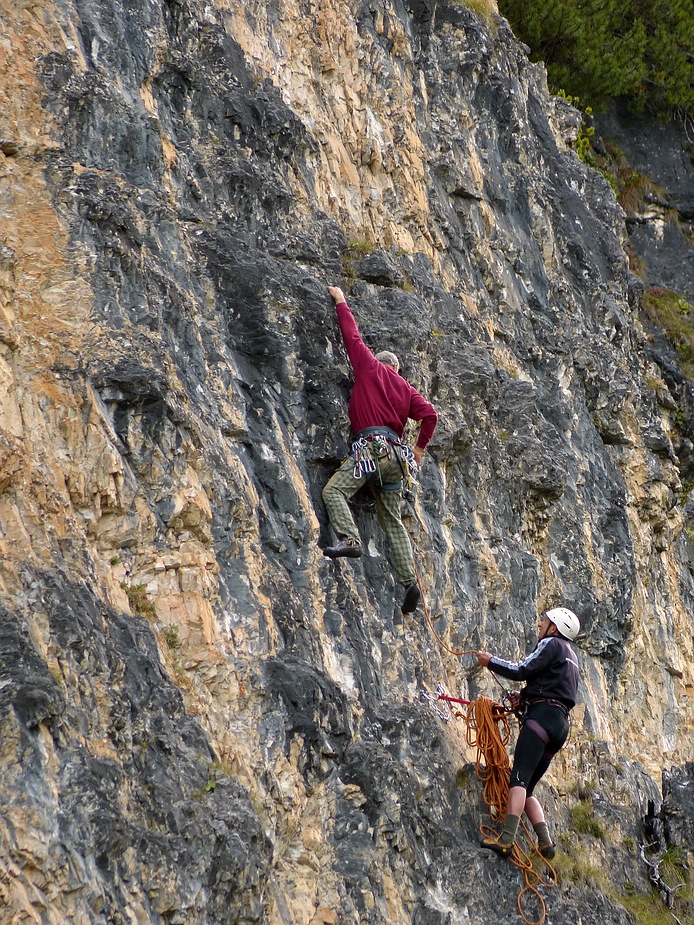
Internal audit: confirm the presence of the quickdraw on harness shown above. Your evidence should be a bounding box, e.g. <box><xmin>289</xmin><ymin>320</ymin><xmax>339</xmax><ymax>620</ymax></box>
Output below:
<box><xmin>351</xmin><ymin>436</ymin><xmax>378</xmax><ymax>478</ymax></box>
<box><xmin>350</xmin><ymin>426</ymin><xmax>416</xmax><ymax>492</ymax></box>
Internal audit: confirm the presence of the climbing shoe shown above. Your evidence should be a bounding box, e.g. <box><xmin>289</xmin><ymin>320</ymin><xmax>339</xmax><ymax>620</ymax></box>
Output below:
<box><xmin>480</xmin><ymin>837</ymin><xmax>513</xmax><ymax>858</ymax></box>
<box><xmin>401</xmin><ymin>583</ymin><xmax>420</xmax><ymax>614</ymax></box>
<box><xmin>533</xmin><ymin>821</ymin><xmax>555</xmax><ymax>859</ymax></box>
<box><xmin>323</xmin><ymin>539</ymin><xmax>362</xmax><ymax>559</ymax></box>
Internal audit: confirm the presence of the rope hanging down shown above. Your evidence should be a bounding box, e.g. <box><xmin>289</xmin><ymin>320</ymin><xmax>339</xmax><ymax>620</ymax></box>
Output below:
<box><xmin>412</xmin><ymin>562</ymin><xmax>506</xmax><ymax>695</ymax></box>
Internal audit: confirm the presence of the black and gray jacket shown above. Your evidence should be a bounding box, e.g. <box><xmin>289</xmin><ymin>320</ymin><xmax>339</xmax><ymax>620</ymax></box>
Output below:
<box><xmin>488</xmin><ymin>636</ymin><xmax>579</xmax><ymax>708</ymax></box>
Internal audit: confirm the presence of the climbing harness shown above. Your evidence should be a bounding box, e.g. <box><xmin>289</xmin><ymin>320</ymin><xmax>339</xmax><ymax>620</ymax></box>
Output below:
<box><xmin>525</xmin><ymin>696</ymin><xmax>570</xmax><ymax>716</ymax></box>
<box><xmin>349</xmin><ymin>426</ymin><xmax>416</xmax><ymax>492</ymax></box>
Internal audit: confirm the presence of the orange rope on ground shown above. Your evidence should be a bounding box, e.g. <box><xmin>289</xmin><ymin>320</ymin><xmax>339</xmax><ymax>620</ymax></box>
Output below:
<box><xmin>461</xmin><ymin>696</ymin><xmax>513</xmax><ymax>813</ymax></box>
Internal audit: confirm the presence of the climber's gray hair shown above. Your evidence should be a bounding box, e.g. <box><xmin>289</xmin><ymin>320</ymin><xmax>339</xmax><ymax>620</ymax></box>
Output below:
<box><xmin>376</xmin><ymin>350</ymin><xmax>400</xmax><ymax>372</ymax></box>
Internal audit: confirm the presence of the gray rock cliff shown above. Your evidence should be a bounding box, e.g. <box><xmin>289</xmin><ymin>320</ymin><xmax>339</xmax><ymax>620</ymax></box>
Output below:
<box><xmin>595</xmin><ymin>103</ymin><xmax>694</xmax><ymax>303</ymax></box>
<box><xmin>0</xmin><ymin>0</ymin><xmax>692</xmax><ymax>923</ymax></box>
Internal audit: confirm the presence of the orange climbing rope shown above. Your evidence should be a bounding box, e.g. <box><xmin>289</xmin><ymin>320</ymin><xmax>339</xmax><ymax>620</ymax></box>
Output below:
<box><xmin>412</xmin><ymin>567</ymin><xmax>557</xmax><ymax>925</ymax></box>
<box><xmin>461</xmin><ymin>696</ymin><xmax>513</xmax><ymax>812</ymax></box>
<box><xmin>413</xmin><ymin>561</ymin><xmax>505</xmax><ymax>693</ymax></box>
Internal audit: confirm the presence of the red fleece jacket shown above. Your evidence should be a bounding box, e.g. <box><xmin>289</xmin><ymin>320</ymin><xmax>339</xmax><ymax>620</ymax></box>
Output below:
<box><xmin>335</xmin><ymin>301</ymin><xmax>438</xmax><ymax>448</ymax></box>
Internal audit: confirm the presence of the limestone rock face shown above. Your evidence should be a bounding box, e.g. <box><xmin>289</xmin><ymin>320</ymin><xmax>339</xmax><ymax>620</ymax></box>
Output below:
<box><xmin>595</xmin><ymin>104</ymin><xmax>694</xmax><ymax>303</ymax></box>
<box><xmin>0</xmin><ymin>1</ymin><xmax>692</xmax><ymax>923</ymax></box>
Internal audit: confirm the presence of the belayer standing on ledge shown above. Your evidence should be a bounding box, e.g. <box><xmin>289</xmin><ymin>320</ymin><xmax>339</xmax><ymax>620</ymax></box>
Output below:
<box><xmin>321</xmin><ymin>285</ymin><xmax>438</xmax><ymax>614</ymax></box>
<box><xmin>474</xmin><ymin>607</ymin><xmax>581</xmax><ymax>859</ymax></box>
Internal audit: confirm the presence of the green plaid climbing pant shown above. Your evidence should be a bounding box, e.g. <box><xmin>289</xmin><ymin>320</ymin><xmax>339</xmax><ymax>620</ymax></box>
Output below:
<box><xmin>322</xmin><ymin>437</ymin><xmax>416</xmax><ymax>586</ymax></box>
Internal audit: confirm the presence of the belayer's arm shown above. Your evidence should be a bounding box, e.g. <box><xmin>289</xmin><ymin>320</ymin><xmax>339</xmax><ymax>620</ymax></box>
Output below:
<box><xmin>488</xmin><ymin>638</ymin><xmax>555</xmax><ymax>681</ymax></box>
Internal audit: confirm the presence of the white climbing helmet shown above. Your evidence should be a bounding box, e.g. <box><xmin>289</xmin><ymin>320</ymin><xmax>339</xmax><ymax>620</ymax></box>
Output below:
<box><xmin>545</xmin><ymin>607</ymin><xmax>580</xmax><ymax>641</ymax></box>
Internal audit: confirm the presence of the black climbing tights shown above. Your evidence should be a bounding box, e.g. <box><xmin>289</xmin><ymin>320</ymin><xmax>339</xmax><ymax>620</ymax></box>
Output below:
<box><xmin>509</xmin><ymin>703</ymin><xmax>569</xmax><ymax>796</ymax></box>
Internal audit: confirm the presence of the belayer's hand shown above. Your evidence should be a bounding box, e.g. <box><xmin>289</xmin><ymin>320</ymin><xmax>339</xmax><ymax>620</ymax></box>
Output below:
<box><xmin>474</xmin><ymin>651</ymin><xmax>492</xmax><ymax>668</ymax></box>
<box><xmin>328</xmin><ymin>286</ymin><xmax>345</xmax><ymax>304</ymax></box>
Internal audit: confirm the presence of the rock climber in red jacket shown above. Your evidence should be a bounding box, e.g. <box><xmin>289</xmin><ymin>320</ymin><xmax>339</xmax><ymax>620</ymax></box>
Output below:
<box><xmin>321</xmin><ymin>286</ymin><xmax>438</xmax><ymax>614</ymax></box>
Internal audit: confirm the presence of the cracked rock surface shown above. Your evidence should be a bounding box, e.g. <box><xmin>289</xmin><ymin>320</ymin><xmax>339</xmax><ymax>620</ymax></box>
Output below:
<box><xmin>0</xmin><ymin>0</ymin><xmax>692</xmax><ymax>922</ymax></box>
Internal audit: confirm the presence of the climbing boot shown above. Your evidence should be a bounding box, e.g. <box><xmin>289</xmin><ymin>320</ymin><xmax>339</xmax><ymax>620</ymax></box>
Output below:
<box><xmin>323</xmin><ymin>538</ymin><xmax>362</xmax><ymax>559</ymax></box>
<box><xmin>401</xmin><ymin>583</ymin><xmax>420</xmax><ymax>614</ymax></box>
<box><xmin>533</xmin><ymin>822</ymin><xmax>556</xmax><ymax>859</ymax></box>
<box><xmin>480</xmin><ymin>838</ymin><xmax>514</xmax><ymax>858</ymax></box>
<box><xmin>480</xmin><ymin>813</ymin><xmax>520</xmax><ymax>859</ymax></box>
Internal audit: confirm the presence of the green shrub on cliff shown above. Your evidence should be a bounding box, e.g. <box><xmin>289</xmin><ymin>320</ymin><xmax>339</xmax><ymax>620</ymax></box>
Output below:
<box><xmin>587</xmin><ymin>142</ymin><xmax>674</xmax><ymax>216</ymax></box>
<box><xmin>642</xmin><ymin>288</ymin><xmax>694</xmax><ymax>378</ymax></box>
<box><xmin>569</xmin><ymin>799</ymin><xmax>606</xmax><ymax>838</ymax></box>
<box><xmin>123</xmin><ymin>582</ymin><xmax>156</xmax><ymax>619</ymax></box>
<box><xmin>498</xmin><ymin>0</ymin><xmax>694</xmax><ymax>119</ymax></box>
